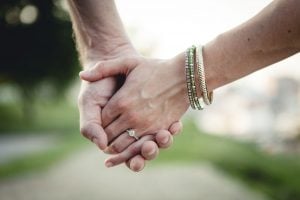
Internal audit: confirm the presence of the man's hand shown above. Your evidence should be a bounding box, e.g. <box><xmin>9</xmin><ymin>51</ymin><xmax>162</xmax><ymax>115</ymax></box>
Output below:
<box><xmin>78</xmin><ymin>59</ymin><xmax>182</xmax><ymax>172</ymax></box>
<box><xmin>78</xmin><ymin>77</ymin><xmax>117</xmax><ymax>150</ymax></box>
<box><xmin>68</xmin><ymin>0</ymin><xmax>182</xmax><ymax>172</ymax></box>
<box><xmin>80</xmin><ymin>54</ymin><xmax>189</xmax><ymax>168</ymax></box>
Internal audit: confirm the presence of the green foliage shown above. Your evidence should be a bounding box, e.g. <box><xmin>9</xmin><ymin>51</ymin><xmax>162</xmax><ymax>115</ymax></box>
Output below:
<box><xmin>158</xmin><ymin>120</ymin><xmax>300</xmax><ymax>200</ymax></box>
<box><xmin>0</xmin><ymin>100</ymin><xmax>79</xmax><ymax>132</ymax></box>
<box><xmin>0</xmin><ymin>100</ymin><xmax>84</xmax><ymax>178</ymax></box>
<box><xmin>0</xmin><ymin>133</ymin><xmax>87</xmax><ymax>178</ymax></box>
<box><xmin>0</xmin><ymin>0</ymin><xmax>79</xmax><ymax>100</ymax></box>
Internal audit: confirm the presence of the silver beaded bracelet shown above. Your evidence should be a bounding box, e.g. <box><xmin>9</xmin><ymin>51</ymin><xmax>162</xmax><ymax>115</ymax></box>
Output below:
<box><xmin>185</xmin><ymin>46</ymin><xmax>204</xmax><ymax>110</ymax></box>
<box><xmin>185</xmin><ymin>45</ymin><xmax>213</xmax><ymax>110</ymax></box>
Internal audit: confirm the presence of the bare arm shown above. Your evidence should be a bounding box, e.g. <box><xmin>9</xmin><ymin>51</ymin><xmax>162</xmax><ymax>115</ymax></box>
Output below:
<box><xmin>67</xmin><ymin>0</ymin><xmax>181</xmax><ymax>172</ymax></box>
<box><xmin>67</xmin><ymin>0</ymin><xmax>136</xmax><ymax>67</ymax></box>
<box><xmin>79</xmin><ymin>0</ymin><xmax>300</xmax><ymax>168</ymax></box>
<box><xmin>205</xmin><ymin>0</ymin><xmax>300</xmax><ymax>91</ymax></box>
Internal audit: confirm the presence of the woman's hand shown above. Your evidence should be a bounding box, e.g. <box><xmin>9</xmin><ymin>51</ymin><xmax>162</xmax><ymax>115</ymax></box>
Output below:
<box><xmin>78</xmin><ymin>67</ymin><xmax>182</xmax><ymax>171</ymax></box>
<box><xmin>78</xmin><ymin>46</ymin><xmax>183</xmax><ymax>172</ymax></box>
<box><xmin>80</xmin><ymin>53</ymin><xmax>190</xmax><ymax>167</ymax></box>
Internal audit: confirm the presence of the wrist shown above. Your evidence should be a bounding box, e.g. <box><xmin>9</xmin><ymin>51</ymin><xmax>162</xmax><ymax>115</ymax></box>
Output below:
<box><xmin>171</xmin><ymin>52</ymin><xmax>190</xmax><ymax>107</ymax></box>
<box><xmin>203</xmin><ymin>38</ymin><xmax>228</xmax><ymax>92</ymax></box>
<box><xmin>83</xmin><ymin>41</ymin><xmax>138</xmax><ymax>69</ymax></box>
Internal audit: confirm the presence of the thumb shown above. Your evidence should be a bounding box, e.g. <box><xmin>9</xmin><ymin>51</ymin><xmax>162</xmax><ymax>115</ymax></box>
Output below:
<box><xmin>79</xmin><ymin>57</ymin><xmax>138</xmax><ymax>82</ymax></box>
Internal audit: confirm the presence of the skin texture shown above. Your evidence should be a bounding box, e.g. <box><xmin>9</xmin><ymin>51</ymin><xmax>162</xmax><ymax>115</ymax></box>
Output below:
<box><xmin>204</xmin><ymin>0</ymin><xmax>300</xmax><ymax>91</ymax></box>
<box><xmin>80</xmin><ymin>55</ymin><xmax>190</xmax><ymax>167</ymax></box>
<box><xmin>80</xmin><ymin>0</ymin><xmax>300</xmax><ymax>167</ymax></box>
<box><xmin>67</xmin><ymin>0</ymin><xmax>182</xmax><ymax>172</ymax></box>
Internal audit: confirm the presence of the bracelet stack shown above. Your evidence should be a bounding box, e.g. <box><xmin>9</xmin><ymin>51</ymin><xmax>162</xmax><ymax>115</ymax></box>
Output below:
<box><xmin>185</xmin><ymin>45</ymin><xmax>213</xmax><ymax>110</ymax></box>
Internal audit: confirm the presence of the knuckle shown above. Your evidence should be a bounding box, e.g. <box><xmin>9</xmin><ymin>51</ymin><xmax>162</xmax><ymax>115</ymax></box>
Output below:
<box><xmin>95</xmin><ymin>61</ymin><xmax>104</xmax><ymax>69</ymax></box>
<box><xmin>94</xmin><ymin>62</ymin><xmax>105</xmax><ymax>74</ymax></box>
<box><xmin>80</xmin><ymin>124</ymin><xmax>91</xmax><ymax>139</ymax></box>
<box><xmin>77</xmin><ymin>89</ymin><xmax>91</xmax><ymax>106</ymax></box>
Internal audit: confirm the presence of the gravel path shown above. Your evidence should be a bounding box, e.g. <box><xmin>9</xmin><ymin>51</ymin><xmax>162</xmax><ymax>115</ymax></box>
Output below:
<box><xmin>0</xmin><ymin>147</ymin><xmax>269</xmax><ymax>200</ymax></box>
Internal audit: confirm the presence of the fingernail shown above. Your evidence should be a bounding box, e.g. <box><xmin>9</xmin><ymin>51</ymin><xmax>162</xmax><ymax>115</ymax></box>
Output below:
<box><xmin>147</xmin><ymin>148</ymin><xmax>156</xmax><ymax>156</ymax></box>
<box><xmin>161</xmin><ymin>136</ymin><xmax>170</xmax><ymax>144</ymax></box>
<box><xmin>105</xmin><ymin>161</ymin><xmax>114</xmax><ymax>168</ymax></box>
<box><xmin>79</xmin><ymin>70</ymin><xmax>89</xmax><ymax>77</ymax></box>
<box><xmin>79</xmin><ymin>71</ymin><xmax>84</xmax><ymax>76</ymax></box>
<box><xmin>103</xmin><ymin>147</ymin><xmax>110</xmax><ymax>154</ymax></box>
<box><xmin>130</xmin><ymin>160</ymin><xmax>142</xmax><ymax>172</ymax></box>
<box><xmin>103</xmin><ymin>146</ymin><xmax>116</xmax><ymax>154</ymax></box>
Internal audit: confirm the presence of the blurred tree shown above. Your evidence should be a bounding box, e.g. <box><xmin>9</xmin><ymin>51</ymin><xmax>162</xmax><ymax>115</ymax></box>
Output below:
<box><xmin>0</xmin><ymin>0</ymin><xmax>78</xmax><ymax>122</ymax></box>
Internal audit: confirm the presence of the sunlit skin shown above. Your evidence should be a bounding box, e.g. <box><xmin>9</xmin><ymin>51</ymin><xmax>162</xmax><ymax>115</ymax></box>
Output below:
<box><xmin>80</xmin><ymin>0</ymin><xmax>300</xmax><ymax>167</ymax></box>
<box><xmin>67</xmin><ymin>0</ymin><xmax>182</xmax><ymax>172</ymax></box>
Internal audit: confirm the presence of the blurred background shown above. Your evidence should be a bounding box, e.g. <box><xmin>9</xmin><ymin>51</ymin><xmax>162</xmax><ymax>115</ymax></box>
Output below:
<box><xmin>0</xmin><ymin>0</ymin><xmax>299</xmax><ymax>200</ymax></box>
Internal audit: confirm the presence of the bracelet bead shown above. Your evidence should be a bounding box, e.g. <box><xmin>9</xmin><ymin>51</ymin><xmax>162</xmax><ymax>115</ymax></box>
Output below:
<box><xmin>184</xmin><ymin>44</ymin><xmax>214</xmax><ymax>110</ymax></box>
<box><xmin>196</xmin><ymin>45</ymin><xmax>213</xmax><ymax>105</ymax></box>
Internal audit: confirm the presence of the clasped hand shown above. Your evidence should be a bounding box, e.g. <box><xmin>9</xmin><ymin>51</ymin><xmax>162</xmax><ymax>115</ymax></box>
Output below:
<box><xmin>78</xmin><ymin>55</ymin><xmax>189</xmax><ymax>172</ymax></box>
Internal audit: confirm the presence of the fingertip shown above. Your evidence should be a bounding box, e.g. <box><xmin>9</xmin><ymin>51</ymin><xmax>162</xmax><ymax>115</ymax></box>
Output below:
<box><xmin>141</xmin><ymin>141</ymin><xmax>158</xmax><ymax>160</ymax></box>
<box><xmin>95</xmin><ymin>139</ymin><xmax>107</xmax><ymax>150</ymax></box>
<box><xmin>95</xmin><ymin>128</ymin><xmax>108</xmax><ymax>150</ymax></box>
<box><xmin>169</xmin><ymin>121</ymin><xmax>183</xmax><ymax>135</ymax></box>
<box><xmin>104</xmin><ymin>157</ymin><xmax>115</xmax><ymax>168</ymax></box>
<box><xmin>129</xmin><ymin>155</ymin><xmax>145</xmax><ymax>172</ymax></box>
<box><xmin>103</xmin><ymin>146</ymin><xmax>117</xmax><ymax>154</ymax></box>
<box><xmin>79</xmin><ymin>70</ymin><xmax>91</xmax><ymax>80</ymax></box>
<box><xmin>156</xmin><ymin>130</ymin><xmax>173</xmax><ymax>148</ymax></box>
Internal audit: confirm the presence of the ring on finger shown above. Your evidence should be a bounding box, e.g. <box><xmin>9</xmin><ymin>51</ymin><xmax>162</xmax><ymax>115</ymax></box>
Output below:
<box><xmin>126</xmin><ymin>129</ymin><xmax>139</xmax><ymax>140</ymax></box>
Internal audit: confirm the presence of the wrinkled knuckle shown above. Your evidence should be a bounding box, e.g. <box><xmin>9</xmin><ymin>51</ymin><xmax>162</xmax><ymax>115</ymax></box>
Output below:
<box><xmin>94</xmin><ymin>61</ymin><xmax>104</xmax><ymax>70</ymax></box>
<box><xmin>77</xmin><ymin>89</ymin><xmax>91</xmax><ymax>106</ymax></box>
<box><xmin>80</xmin><ymin>125</ymin><xmax>91</xmax><ymax>139</ymax></box>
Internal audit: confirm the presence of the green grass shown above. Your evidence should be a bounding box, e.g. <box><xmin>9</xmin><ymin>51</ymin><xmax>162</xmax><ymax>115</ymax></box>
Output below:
<box><xmin>158</xmin><ymin>120</ymin><xmax>300</xmax><ymax>200</ymax></box>
<box><xmin>0</xmin><ymin>133</ymin><xmax>87</xmax><ymax>179</ymax></box>
<box><xmin>1</xmin><ymin>100</ymin><xmax>300</xmax><ymax>200</ymax></box>
<box><xmin>0</xmin><ymin>100</ymin><xmax>79</xmax><ymax>133</ymax></box>
<box><xmin>0</xmin><ymin>100</ymin><xmax>84</xmax><ymax>178</ymax></box>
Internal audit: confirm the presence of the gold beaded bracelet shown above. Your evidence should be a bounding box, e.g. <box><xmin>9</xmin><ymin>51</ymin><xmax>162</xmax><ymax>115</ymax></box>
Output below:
<box><xmin>196</xmin><ymin>45</ymin><xmax>213</xmax><ymax>105</ymax></box>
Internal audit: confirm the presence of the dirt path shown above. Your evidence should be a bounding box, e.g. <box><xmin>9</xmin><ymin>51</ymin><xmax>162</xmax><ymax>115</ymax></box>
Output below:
<box><xmin>0</xmin><ymin>147</ymin><xmax>268</xmax><ymax>200</ymax></box>
<box><xmin>0</xmin><ymin>134</ymin><xmax>56</xmax><ymax>164</ymax></box>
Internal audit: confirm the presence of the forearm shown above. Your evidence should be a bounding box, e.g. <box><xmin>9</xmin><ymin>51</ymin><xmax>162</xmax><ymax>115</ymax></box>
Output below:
<box><xmin>67</xmin><ymin>0</ymin><xmax>136</xmax><ymax>67</ymax></box>
<box><xmin>204</xmin><ymin>0</ymin><xmax>300</xmax><ymax>91</ymax></box>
